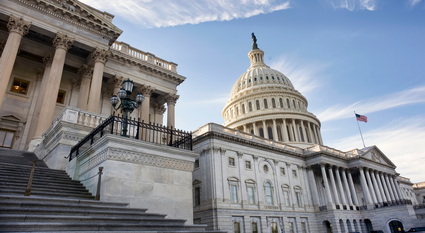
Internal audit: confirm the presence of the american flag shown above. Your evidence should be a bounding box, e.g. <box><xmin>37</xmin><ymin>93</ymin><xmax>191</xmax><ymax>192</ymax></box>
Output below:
<box><xmin>355</xmin><ymin>114</ymin><xmax>367</xmax><ymax>123</ymax></box>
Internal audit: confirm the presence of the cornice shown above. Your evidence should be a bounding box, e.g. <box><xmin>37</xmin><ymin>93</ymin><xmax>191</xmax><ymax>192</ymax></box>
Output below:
<box><xmin>17</xmin><ymin>0</ymin><xmax>122</xmax><ymax>44</ymax></box>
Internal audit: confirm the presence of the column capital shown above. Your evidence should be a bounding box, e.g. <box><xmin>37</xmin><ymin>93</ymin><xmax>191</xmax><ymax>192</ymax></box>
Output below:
<box><xmin>154</xmin><ymin>103</ymin><xmax>166</xmax><ymax>114</ymax></box>
<box><xmin>78</xmin><ymin>64</ymin><xmax>93</xmax><ymax>79</ymax></box>
<box><xmin>92</xmin><ymin>48</ymin><xmax>110</xmax><ymax>64</ymax></box>
<box><xmin>53</xmin><ymin>33</ymin><xmax>74</xmax><ymax>50</ymax></box>
<box><xmin>112</xmin><ymin>75</ymin><xmax>123</xmax><ymax>89</ymax></box>
<box><xmin>7</xmin><ymin>15</ymin><xmax>31</xmax><ymax>36</ymax></box>
<box><xmin>140</xmin><ymin>85</ymin><xmax>155</xmax><ymax>96</ymax></box>
<box><xmin>236</xmin><ymin>152</ymin><xmax>244</xmax><ymax>158</ymax></box>
<box><xmin>165</xmin><ymin>93</ymin><xmax>179</xmax><ymax>105</ymax></box>
<box><xmin>42</xmin><ymin>54</ymin><xmax>53</xmax><ymax>66</ymax></box>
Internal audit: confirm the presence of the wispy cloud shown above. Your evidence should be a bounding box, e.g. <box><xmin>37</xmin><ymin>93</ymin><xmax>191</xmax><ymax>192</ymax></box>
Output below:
<box><xmin>407</xmin><ymin>0</ymin><xmax>423</xmax><ymax>7</ymax></box>
<box><xmin>317</xmin><ymin>85</ymin><xmax>425</xmax><ymax>122</ymax></box>
<box><xmin>79</xmin><ymin>0</ymin><xmax>290</xmax><ymax>28</ymax></box>
<box><xmin>328</xmin><ymin>116</ymin><xmax>425</xmax><ymax>182</ymax></box>
<box><xmin>328</xmin><ymin>0</ymin><xmax>377</xmax><ymax>11</ymax></box>
<box><xmin>269</xmin><ymin>56</ymin><xmax>331</xmax><ymax>96</ymax></box>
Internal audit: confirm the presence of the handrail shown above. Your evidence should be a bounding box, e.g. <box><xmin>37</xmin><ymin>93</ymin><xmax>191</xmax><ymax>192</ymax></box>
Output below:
<box><xmin>69</xmin><ymin>115</ymin><xmax>192</xmax><ymax>161</ymax></box>
<box><xmin>24</xmin><ymin>161</ymin><xmax>37</xmax><ymax>196</ymax></box>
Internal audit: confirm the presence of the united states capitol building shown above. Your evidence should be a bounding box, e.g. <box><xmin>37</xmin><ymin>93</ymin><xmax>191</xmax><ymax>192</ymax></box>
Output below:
<box><xmin>0</xmin><ymin>0</ymin><xmax>424</xmax><ymax>233</ymax></box>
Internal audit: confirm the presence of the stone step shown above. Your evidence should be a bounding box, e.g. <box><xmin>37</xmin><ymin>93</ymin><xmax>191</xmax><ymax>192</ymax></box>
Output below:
<box><xmin>0</xmin><ymin>185</ymin><xmax>93</xmax><ymax>196</ymax></box>
<box><xmin>0</xmin><ymin>177</ymin><xmax>87</xmax><ymax>190</ymax></box>
<box><xmin>0</xmin><ymin>189</ymin><xmax>95</xmax><ymax>199</ymax></box>
<box><xmin>0</xmin><ymin>222</ymin><xmax>209</xmax><ymax>232</ymax></box>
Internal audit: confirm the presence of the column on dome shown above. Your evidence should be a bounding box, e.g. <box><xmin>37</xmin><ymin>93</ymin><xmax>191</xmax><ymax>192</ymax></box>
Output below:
<box><xmin>34</xmin><ymin>33</ymin><xmax>74</xmax><ymax>137</ymax></box>
<box><xmin>139</xmin><ymin>85</ymin><xmax>154</xmax><ymax>123</ymax></box>
<box><xmin>281</xmin><ymin>119</ymin><xmax>289</xmax><ymax>142</ymax></box>
<box><xmin>87</xmin><ymin>48</ymin><xmax>109</xmax><ymax>113</ymax></box>
<box><xmin>243</xmin><ymin>124</ymin><xmax>247</xmax><ymax>133</ymax></box>
<box><xmin>307</xmin><ymin>122</ymin><xmax>314</xmax><ymax>143</ymax></box>
<box><xmin>335</xmin><ymin>167</ymin><xmax>347</xmax><ymax>206</ymax></box>
<box><xmin>347</xmin><ymin>170</ymin><xmax>359</xmax><ymax>205</ymax></box>
<box><xmin>262</xmin><ymin>120</ymin><xmax>268</xmax><ymax>139</ymax></box>
<box><xmin>311</xmin><ymin>123</ymin><xmax>319</xmax><ymax>144</ymax></box>
<box><xmin>316</xmin><ymin>124</ymin><xmax>323</xmax><ymax>144</ymax></box>
<box><xmin>370</xmin><ymin>170</ymin><xmax>383</xmax><ymax>204</ymax></box>
<box><xmin>359</xmin><ymin>167</ymin><xmax>372</xmax><ymax>205</ymax></box>
<box><xmin>77</xmin><ymin>65</ymin><xmax>93</xmax><ymax>110</ymax></box>
<box><xmin>272</xmin><ymin>119</ymin><xmax>278</xmax><ymax>141</ymax></box>
<box><xmin>320</xmin><ymin>164</ymin><xmax>334</xmax><ymax>205</ymax></box>
<box><xmin>328</xmin><ymin>166</ymin><xmax>340</xmax><ymax>206</ymax></box>
<box><xmin>165</xmin><ymin>93</ymin><xmax>179</xmax><ymax>128</ymax></box>
<box><xmin>301</xmin><ymin>120</ymin><xmax>307</xmax><ymax>142</ymax></box>
<box><xmin>253</xmin><ymin>122</ymin><xmax>258</xmax><ymax>136</ymax></box>
<box><xmin>365</xmin><ymin>169</ymin><xmax>378</xmax><ymax>204</ymax></box>
<box><xmin>0</xmin><ymin>16</ymin><xmax>31</xmax><ymax>106</ymax></box>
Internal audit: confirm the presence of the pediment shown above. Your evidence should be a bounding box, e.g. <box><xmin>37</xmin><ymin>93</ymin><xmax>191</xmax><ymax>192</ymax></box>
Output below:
<box><xmin>360</xmin><ymin>146</ymin><xmax>395</xmax><ymax>167</ymax></box>
<box><xmin>22</xmin><ymin>0</ymin><xmax>122</xmax><ymax>43</ymax></box>
<box><xmin>0</xmin><ymin>115</ymin><xmax>22</xmax><ymax>123</ymax></box>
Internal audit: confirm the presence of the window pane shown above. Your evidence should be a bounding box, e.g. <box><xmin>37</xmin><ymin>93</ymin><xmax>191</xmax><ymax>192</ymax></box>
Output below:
<box><xmin>0</xmin><ymin>131</ymin><xmax>14</xmax><ymax>148</ymax></box>
<box><xmin>248</xmin><ymin>187</ymin><xmax>255</xmax><ymax>204</ymax></box>
<box><xmin>252</xmin><ymin>222</ymin><xmax>258</xmax><ymax>233</ymax></box>
<box><xmin>231</xmin><ymin>185</ymin><xmax>238</xmax><ymax>203</ymax></box>
<box><xmin>271</xmin><ymin>222</ymin><xmax>278</xmax><ymax>233</ymax></box>
<box><xmin>234</xmin><ymin>222</ymin><xmax>240</xmax><ymax>233</ymax></box>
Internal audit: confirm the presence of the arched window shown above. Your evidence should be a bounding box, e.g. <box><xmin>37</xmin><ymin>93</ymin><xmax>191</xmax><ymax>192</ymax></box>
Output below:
<box><xmin>248</xmin><ymin>102</ymin><xmax>253</xmax><ymax>112</ymax></box>
<box><xmin>279</xmin><ymin>98</ymin><xmax>283</xmax><ymax>108</ymax></box>
<box><xmin>272</xmin><ymin>98</ymin><xmax>276</xmax><ymax>108</ymax></box>
<box><xmin>294</xmin><ymin>186</ymin><xmax>303</xmax><ymax>207</ymax></box>
<box><xmin>241</xmin><ymin>104</ymin><xmax>245</xmax><ymax>114</ymax></box>
<box><xmin>234</xmin><ymin>222</ymin><xmax>241</xmax><ymax>233</ymax></box>
<box><xmin>264</xmin><ymin>182</ymin><xmax>274</xmax><ymax>205</ymax></box>
<box><xmin>268</xmin><ymin>126</ymin><xmax>273</xmax><ymax>140</ymax></box>
<box><xmin>263</xmin><ymin>99</ymin><xmax>268</xmax><ymax>109</ymax></box>
<box><xmin>256</xmin><ymin>100</ymin><xmax>260</xmax><ymax>110</ymax></box>
<box><xmin>282</xmin><ymin>184</ymin><xmax>291</xmax><ymax>207</ymax></box>
<box><xmin>236</xmin><ymin>107</ymin><xmax>239</xmax><ymax>116</ymax></box>
<box><xmin>293</xmin><ymin>100</ymin><xmax>296</xmax><ymax>108</ymax></box>
<box><xmin>287</xmin><ymin>99</ymin><xmax>290</xmax><ymax>108</ymax></box>
<box><xmin>259</xmin><ymin>128</ymin><xmax>264</xmax><ymax>138</ymax></box>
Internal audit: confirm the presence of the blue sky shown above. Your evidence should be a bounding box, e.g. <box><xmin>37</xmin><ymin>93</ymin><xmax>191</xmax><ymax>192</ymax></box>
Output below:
<box><xmin>81</xmin><ymin>0</ymin><xmax>425</xmax><ymax>182</ymax></box>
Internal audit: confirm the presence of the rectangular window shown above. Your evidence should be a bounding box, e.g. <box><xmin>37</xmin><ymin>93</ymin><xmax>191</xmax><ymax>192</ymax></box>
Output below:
<box><xmin>10</xmin><ymin>78</ymin><xmax>29</xmax><ymax>95</ymax></box>
<box><xmin>247</xmin><ymin>187</ymin><xmax>255</xmax><ymax>204</ymax></box>
<box><xmin>229</xmin><ymin>157</ymin><xmax>235</xmax><ymax>166</ymax></box>
<box><xmin>252</xmin><ymin>222</ymin><xmax>258</xmax><ymax>233</ymax></box>
<box><xmin>234</xmin><ymin>222</ymin><xmax>241</xmax><ymax>233</ymax></box>
<box><xmin>56</xmin><ymin>90</ymin><xmax>66</xmax><ymax>104</ymax></box>
<box><xmin>245</xmin><ymin>161</ymin><xmax>251</xmax><ymax>169</ymax></box>
<box><xmin>301</xmin><ymin>222</ymin><xmax>307</xmax><ymax>233</ymax></box>
<box><xmin>283</xmin><ymin>190</ymin><xmax>291</xmax><ymax>207</ymax></box>
<box><xmin>296</xmin><ymin>192</ymin><xmax>303</xmax><ymax>207</ymax></box>
<box><xmin>288</xmin><ymin>222</ymin><xmax>294</xmax><ymax>233</ymax></box>
<box><xmin>230</xmin><ymin>185</ymin><xmax>238</xmax><ymax>203</ymax></box>
<box><xmin>0</xmin><ymin>130</ymin><xmax>14</xmax><ymax>148</ymax></box>
<box><xmin>194</xmin><ymin>187</ymin><xmax>201</xmax><ymax>206</ymax></box>
<box><xmin>292</xmin><ymin>169</ymin><xmax>297</xmax><ymax>178</ymax></box>
<box><xmin>280</xmin><ymin>167</ymin><xmax>286</xmax><ymax>176</ymax></box>
<box><xmin>271</xmin><ymin>222</ymin><xmax>278</xmax><ymax>233</ymax></box>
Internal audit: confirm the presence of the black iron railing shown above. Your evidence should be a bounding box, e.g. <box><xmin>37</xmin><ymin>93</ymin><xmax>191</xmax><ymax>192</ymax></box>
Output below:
<box><xmin>69</xmin><ymin>115</ymin><xmax>192</xmax><ymax>161</ymax></box>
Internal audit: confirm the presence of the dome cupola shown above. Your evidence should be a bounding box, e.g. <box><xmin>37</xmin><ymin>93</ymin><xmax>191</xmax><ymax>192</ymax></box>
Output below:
<box><xmin>222</xmin><ymin>33</ymin><xmax>323</xmax><ymax>148</ymax></box>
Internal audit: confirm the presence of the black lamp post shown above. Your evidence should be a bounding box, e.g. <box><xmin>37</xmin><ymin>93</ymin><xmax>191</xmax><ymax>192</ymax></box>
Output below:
<box><xmin>110</xmin><ymin>78</ymin><xmax>144</xmax><ymax>137</ymax></box>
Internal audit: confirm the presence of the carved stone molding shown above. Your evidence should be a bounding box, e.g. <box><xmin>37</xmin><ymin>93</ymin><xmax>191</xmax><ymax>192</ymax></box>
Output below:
<box><xmin>92</xmin><ymin>48</ymin><xmax>110</xmax><ymax>64</ymax></box>
<box><xmin>53</xmin><ymin>32</ymin><xmax>74</xmax><ymax>50</ymax></box>
<box><xmin>78</xmin><ymin>64</ymin><xmax>93</xmax><ymax>79</ymax></box>
<box><xmin>112</xmin><ymin>75</ymin><xmax>123</xmax><ymax>89</ymax></box>
<box><xmin>42</xmin><ymin>53</ymin><xmax>53</xmax><ymax>66</ymax></box>
<box><xmin>79</xmin><ymin>147</ymin><xmax>194</xmax><ymax>175</ymax></box>
<box><xmin>140</xmin><ymin>85</ymin><xmax>154</xmax><ymax>97</ymax></box>
<box><xmin>165</xmin><ymin>93</ymin><xmax>179</xmax><ymax>105</ymax></box>
<box><xmin>154</xmin><ymin>103</ymin><xmax>166</xmax><ymax>115</ymax></box>
<box><xmin>7</xmin><ymin>15</ymin><xmax>31</xmax><ymax>36</ymax></box>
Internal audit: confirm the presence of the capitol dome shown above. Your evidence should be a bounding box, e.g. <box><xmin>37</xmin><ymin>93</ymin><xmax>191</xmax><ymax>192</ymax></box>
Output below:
<box><xmin>222</xmin><ymin>34</ymin><xmax>323</xmax><ymax>148</ymax></box>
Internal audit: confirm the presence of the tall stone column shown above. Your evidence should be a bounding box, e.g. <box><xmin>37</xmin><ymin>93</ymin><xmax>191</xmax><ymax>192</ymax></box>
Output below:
<box><xmin>384</xmin><ymin>174</ymin><xmax>396</xmax><ymax>202</ymax></box>
<box><xmin>371</xmin><ymin>170</ymin><xmax>383</xmax><ymax>204</ymax></box>
<box><xmin>379</xmin><ymin>172</ymin><xmax>391</xmax><ymax>202</ymax></box>
<box><xmin>316</xmin><ymin>125</ymin><xmax>323</xmax><ymax>144</ymax></box>
<box><xmin>341</xmin><ymin>169</ymin><xmax>353</xmax><ymax>206</ymax></box>
<box><xmin>139</xmin><ymin>85</ymin><xmax>154</xmax><ymax>123</ymax></box>
<box><xmin>281</xmin><ymin>119</ymin><xmax>289</xmax><ymax>142</ymax></box>
<box><xmin>292</xmin><ymin>119</ymin><xmax>299</xmax><ymax>142</ymax></box>
<box><xmin>328</xmin><ymin>166</ymin><xmax>340</xmax><ymax>206</ymax></box>
<box><xmin>34</xmin><ymin>33</ymin><xmax>74</xmax><ymax>137</ymax></box>
<box><xmin>77</xmin><ymin>65</ymin><xmax>93</xmax><ymax>110</ymax></box>
<box><xmin>300</xmin><ymin>120</ymin><xmax>307</xmax><ymax>142</ymax></box>
<box><xmin>347</xmin><ymin>170</ymin><xmax>359</xmax><ymax>205</ymax></box>
<box><xmin>87</xmin><ymin>48</ymin><xmax>109</xmax><ymax>113</ymax></box>
<box><xmin>253</xmin><ymin>122</ymin><xmax>258</xmax><ymax>136</ymax></box>
<box><xmin>365</xmin><ymin>169</ymin><xmax>378</xmax><ymax>204</ymax></box>
<box><xmin>320</xmin><ymin>164</ymin><xmax>334</xmax><ymax>205</ymax></box>
<box><xmin>307</xmin><ymin>122</ymin><xmax>314</xmax><ymax>143</ymax></box>
<box><xmin>262</xmin><ymin>120</ymin><xmax>268</xmax><ymax>139</ymax></box>
<box><xmin>388</xmin><ymin>175</ymin><xmax>400</xmax><ymax>202</ymax></box>
<box><xmin>0</xmin><ymin>16</ymin><xmax>31</xmax><ymax>107</ymax></box>
<box><xmin>359</xmin><ymin>167</ymin><xmax>372</xmax><ymax>205</ymax></box>
<box><xmin>375</xmin><ymin>171</ymin><xmax>388</xmax><ymax>203</ymax></box>
<box><xmin>391</xmin><ymin>176</ymin><xmax>403</xmax><ymax>202</ymax></box>
<box><xmin>307</xmin><ymin>167</ymin><xmax>320</xmax><ymax>207</ymax></box>
<box><xmin>272</xmin><ymin>119</ymin><xmax>278</xmax><ymax>141</ymax></box>
<box><xmin>165</xmin><ymin>94</ymin><xmax>179</xmax><ymax>128</ymax></box>
<box><xmin>335</xmin><ymin>167</ymin><xmax>347</xmax><ymax>206</ymax></box>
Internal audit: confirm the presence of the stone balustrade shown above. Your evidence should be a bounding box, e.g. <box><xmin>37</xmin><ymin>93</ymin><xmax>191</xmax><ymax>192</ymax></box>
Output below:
<box><xmin>111</xmin><ymin>41</ymin><xmax>177</xmax><ymax>73</ymax></box>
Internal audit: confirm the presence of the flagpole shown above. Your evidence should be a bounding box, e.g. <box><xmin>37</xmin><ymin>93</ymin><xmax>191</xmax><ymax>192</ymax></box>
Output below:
<box><xmin>354</xmin><ymin>111</ymin><xmax>366</xmax><ymax>148</ymax></box>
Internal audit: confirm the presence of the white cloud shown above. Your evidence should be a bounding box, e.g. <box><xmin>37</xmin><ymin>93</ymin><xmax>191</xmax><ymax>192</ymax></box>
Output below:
<box><xmin>329</xmin><ymin>0</ymin><xmax>377</xmax><ymax>11</ymax></box>
<box><xmin>407</xmin><ymin>0</ymin><xmax>422</xmax><ymax>7</ymax></box>
<box><xmin>317</xmin><ymin>85</ymin><xmax>425</xmax><ymax>122</ymax></box>
<box><xmin>269</xmin><ymin>56</ymin><xmax>330</xmax><ymax>96</ymax></box>
<box><xmin>328</xmin><ymin>116</ymin><xmax>425</xmax><ymax>183</ymax></box>
<box><xmin>79</xmin><ymin>0</ymin><xmax>290</xmax><ymax>28</ymax></box>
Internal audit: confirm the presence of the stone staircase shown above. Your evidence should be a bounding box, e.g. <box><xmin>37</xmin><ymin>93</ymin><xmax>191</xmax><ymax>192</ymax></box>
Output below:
<box><xmin>0</xmin><ymin>148</ymin><xmax>222</xmax><ymax>233</ymax></box>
